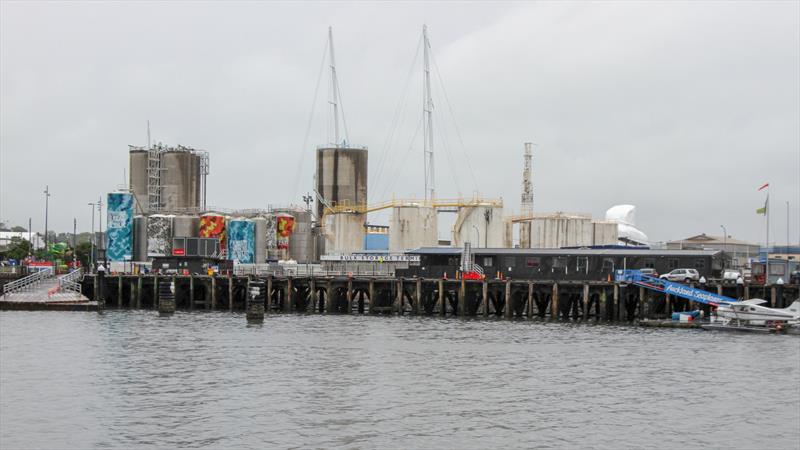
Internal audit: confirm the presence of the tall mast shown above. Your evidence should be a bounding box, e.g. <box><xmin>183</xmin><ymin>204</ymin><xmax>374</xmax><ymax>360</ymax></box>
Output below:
<box><xmin>521</xmin><ymin>142</ymin><xmax>533</xmax><ymax>216</ymax></box>
<box><xmin>329</xmin><ymin>26</ymin><xmax>340</xmax><ymax>147</ymax></box>
<box><xmin>423</xmin><ymin>25</ymin><xmax>435</xmax><ymax>201</ymax></box>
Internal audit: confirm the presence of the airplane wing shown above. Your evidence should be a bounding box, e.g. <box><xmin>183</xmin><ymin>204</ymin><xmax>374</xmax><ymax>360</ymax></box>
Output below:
<box><xmin>729</xmin><ymin>299</ymin><xmax>768</xmax><ymax>306</ymax></box>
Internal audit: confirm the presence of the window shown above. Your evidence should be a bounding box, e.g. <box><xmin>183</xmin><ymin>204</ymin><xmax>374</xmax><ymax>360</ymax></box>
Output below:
<box><xmin>552</xmin><ymin>257</ymin><xmax>567</xmax><ymax>268</ymax></box>
<box><xmin>643</xmin><ymin>258</ymin><xmax>655</xmax><ymax>269</ymax></box>
<box><xmin>505</xmin><ymin>257</ymin><xmax>516</xmax><ymax>268</ymax></box>
<box><xmin>526</xmin><ymin>257</ymin><xmax>540</xmax><ymax>268</ymax></box>
<box><xmin>668</xmin><ymin>259</ymin><xmax>679</xmax><ymax>270</ymax></box>
<box><xmin>448</xmin><ymin>257</ymin><xmax>460</xmax><ymax>266</ymax></box>
<box><xmin>694</xmin><ymin>259</ymin><xmax>706</xmax><ymax>269</ymax></box>
<box><xmin>769</xmin><ymin>263</ymin><xmax>786</xmax><ymax>276</ymax></box>
<box><xmin>483</xmin><ymin>257</ymin><xmax>493</xmax><ymax>267</ymax></box>
<box><xmin>577</xmin><ymin>257</ymin><xmax>588</xmax><ymax>273</ymax></box>
<box><xmin>601</xmin><ymin>258</ymin><xmax>615</xmax><ymax>273</ymax></box>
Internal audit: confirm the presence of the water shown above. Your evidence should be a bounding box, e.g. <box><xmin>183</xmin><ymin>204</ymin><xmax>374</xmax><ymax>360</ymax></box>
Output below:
<box><xmin>1</xmin><ymin>311</ymin><xmax>798</xmax><ymax>449</ymax></box>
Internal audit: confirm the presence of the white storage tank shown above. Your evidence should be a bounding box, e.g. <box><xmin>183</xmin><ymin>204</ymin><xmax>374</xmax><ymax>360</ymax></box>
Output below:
<box><xmin>389</xmin><ymin>205</ymin><xmax>437</xmax><ymax>252</ymax></box>
<box><xmin>451</xmin><ymin>205</ymin><xmax>504</xmax><ymax>248</ymax></box>
<box><xmin>173</xmin><ymin>215</ymin><xmax>199</xmax><ymax>238</ymax></box>
<box><xmin>324</xmin><ymin>212</ymin><xmax>365</xmax><ymax>254</ymax></box>
<box><xmin>253</xmin><ymin>217</ymin><xmax>267</xmax><ymax>263</ymax></box>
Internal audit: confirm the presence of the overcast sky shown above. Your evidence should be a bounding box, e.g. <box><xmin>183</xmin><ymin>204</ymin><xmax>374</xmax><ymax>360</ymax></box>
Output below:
<box><xmin>1</xmin><ymin>1</ymin><xmax>798</xmax><ymax>246</ymax></box>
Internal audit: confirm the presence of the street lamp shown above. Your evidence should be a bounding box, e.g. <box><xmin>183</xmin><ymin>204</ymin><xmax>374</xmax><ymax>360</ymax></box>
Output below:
<box><xmin>98</xmin><ymin>196</ymin><xmax>105</xmax><ymax>267</ymax></box>
<box><xmin>88</xmin><ymin>202</ymin><xmax>96</xmax><ymax>272</ymax></box>
<box><xmin>472</xmin><ymin>224</ymin><xmax>480</xmax><ymax>248</ymax></box>
<box><xmin>720</xmin><ymin>225</ymin><xmax>727</xmax><ymax>270</ymax></box>
<box><xmin>43</xmin><ymin>186</ymin><xmax>50</xmax><ymax>253</ymax></box>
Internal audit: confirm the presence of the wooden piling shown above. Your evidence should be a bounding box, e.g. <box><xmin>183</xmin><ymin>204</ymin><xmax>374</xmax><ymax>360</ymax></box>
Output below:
<box><xmin>115</xmin><ymin>275</ymin><xmax>121</xmax><ymax>308</ymax></box>
<box><xmin>665</xmin><ymin>293</ymin><xmax>671</xmax><ymax>317</ymax></box>
<box><xmin>325</xmin><ymin>279</ymin><xmax>334</xmax><ymax>314</ymax></box>
<box><xmin>136</xmin><ymin>273</ymin><xmax>142</xmax><ymax>309</ymax></box>
<box><xmin>458</xmin><ymin>279</ymin><xmax>466</xmax><ymax>316</ymax></box>
<box><xmin>346</xmin><ymin>278</ymin><xmax>353</xmax><ymax>314</ymax></box>
<box><xmin>599</xmin><ymin>288</ymin><xmax>607</xmax><ymax>321</ymax></box>
<box><xmin>482</xmin><ymin>280</ymin><xmax>489</xmax><ymax>317</ymax></box>
<box><xmin>504</xmin><ymin>280</ymin><xmax>512</xmax><ymax>319</ymax></box>
<box><xmin>228</xmin><ymin>273</ymin><xmax>234</xmax><ymax>312</ymax></box>
<box><xmin>613</xmin><ymin>283</ymin><xmax>619</xmax><ymax>321</ymax></box>
<box><xmin>266</xmin><ymin>276</ymin><xmax>272</xmax><ymax>312</ymax></box>
<box><xmin>438</xmin><ymin>279</ymin><xmax>445</xmax><ymax>316</ymax></box>
<box><xmin>368</xmin><ymin>279</ymin><xmax>375</xmax><ymax>314</ymax></box>
<box><xmin>551</xmin><ymin>283</ymin><xmax>559</xmax><ymax>320</ymax></box>
<box><xmin>189</xmin><ymin>275</ymin><xmax>195</xmax><ymax>310</ymax></box>
<box><xmin>415</xmin><ymin>278</ymin><xmax>422</xmax><ymax>315</ymax></box>
<box><xmin>211</xmin><ymin>275</ymin><xmax>217</xmax><ymax>310</ymax></box>
<box><xmin>130</xmin><ymin>279</ymin><xmax>136</xmax><ymax>309</ymax></box>
<box><xmin>582</xmin><ymin>283</ymin><xmax>590</xmax><ymax>321</ymax></box>
<box><xmin>638</xmin><ymin>286</ymin><xmax>645</xmax><ymax>321</ymax></box>
<box><xmin>744</xmin><ymin>284</ymin><xmax>750</xmax><ymax>300</ymax></box>
<box><xmin>154</xmin><ymin>273</ymin><xmax>159</xmax><ymax>309</ymax></box>
<box><xmin>527</xmin><ymin>282</ymin><xmax>534</xmax><ymax>319</ymax></box>
<box><xmin>397</xmin><ymin>279</ymin><xmax>404</xmax><ymax>315</ymax></box>
<box><xmin>285</xmin><ymin>277</ymin><xmax>293</xmax><ymax>313</ymax></box>
<box><xmin>309</xmin><ymin>278</ymin><xmax>317</xmax><ymax>313</ymax></box>
<box><xmin>770</xmin><ymin>286</ymin><xmax>777</xmax><ymax>308</ymax></box>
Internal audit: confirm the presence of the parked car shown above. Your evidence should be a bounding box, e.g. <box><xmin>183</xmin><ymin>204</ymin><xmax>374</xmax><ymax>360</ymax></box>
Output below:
<box><xmin>790</xmin><ymin>269</ymin><xmax>800</xmax><ymax>285</ymax></box>
<box><xmin>639</xmin><ymin>268</ymin><xmax>659</xmax><ymax>277</ymax></box>
<box><xmin>660</xmin><ymin>268</ymin><xmax>700</xmax><ymax>283</ymax></box>
<box><xmin>722</xmin><ymin>270</ymin><xmax>742</xmax><ymax>283</ymax></box>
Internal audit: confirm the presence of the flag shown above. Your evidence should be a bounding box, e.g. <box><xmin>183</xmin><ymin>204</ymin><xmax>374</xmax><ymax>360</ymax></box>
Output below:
<box><xmin>756</xmin><ymin>196</ymin><xmax>768</xmax><ymax>215</ymax></box>
<box><xmin>758</xmin><ymin>182</ymin><xmax>769</xmax><ymax>191</ymax></box>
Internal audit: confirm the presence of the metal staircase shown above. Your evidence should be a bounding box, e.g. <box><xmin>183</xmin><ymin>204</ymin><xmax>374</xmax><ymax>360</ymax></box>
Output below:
<box><xmin>2</xmin><ymin>268</ymin><xmax>54</xmax><ymax>297</ymax></box>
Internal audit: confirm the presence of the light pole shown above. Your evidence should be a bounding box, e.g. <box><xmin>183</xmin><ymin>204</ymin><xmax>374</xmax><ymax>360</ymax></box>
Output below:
<box><xmin>472</xmin><ymin>224</ymin><xmax>480</xmax><ymax>248</ymax></box>
<box><xmin>720</xmin><ymin>225</ymin><xmax>727</xmax><ymax>270</ymax></box>
<box><xmin>43</xmin><ymin>186</ymin><xmax>50</xmax><ymax>254</ymax></box>
<box><xmin>98</xmin><ymin>196</ymin><xmax>105</xmax><ymax>267</ymax></box>
<box><xmin>88</xmin><ymin>202</ymin><xmax>96</xmax><ymax>272</ymax></box>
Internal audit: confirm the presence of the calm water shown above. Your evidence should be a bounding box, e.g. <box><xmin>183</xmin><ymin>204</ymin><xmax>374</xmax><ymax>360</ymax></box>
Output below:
<box><xmin>1</xmin><ymin>311</ymin><xmax>798</xmax><ymax>449</ymax></box>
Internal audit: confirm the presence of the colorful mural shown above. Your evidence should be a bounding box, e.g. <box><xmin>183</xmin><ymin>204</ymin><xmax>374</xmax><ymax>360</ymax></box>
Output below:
<box><xmin>227</xmin><ymin>219</ymin><xmax>254</xmax><ymax>263</ymax></box>
<box><xmin>106</xmin><ymin>192</ymin><xmax>134</xmax><ymax>261</ymax></box>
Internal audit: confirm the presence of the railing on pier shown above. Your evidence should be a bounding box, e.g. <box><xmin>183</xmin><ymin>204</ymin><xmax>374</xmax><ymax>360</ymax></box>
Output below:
<box><xmin>2</xmin><ymin>268</ymin><xmax>54</xmax><ymax>296</ymax></box>
<box><xmin>234</xmin><ymin>263</ymin><xmax>395</xmax><ymax>278</ymax></box>
<box><xmin>55</xmin><ymin>268</ymin><xmax>83</xmax><ymax>297</ymax></box>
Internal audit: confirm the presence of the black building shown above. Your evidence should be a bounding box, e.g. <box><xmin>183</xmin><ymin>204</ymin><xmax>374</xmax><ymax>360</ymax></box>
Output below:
<box><xmin>397</xmin><ymin>247</ymin><xmax>723</xmax><ymax>281</ymax></box>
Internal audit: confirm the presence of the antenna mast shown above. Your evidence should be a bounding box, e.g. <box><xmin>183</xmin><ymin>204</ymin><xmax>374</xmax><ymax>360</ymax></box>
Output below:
<box><xmin>521</xmin><ymin>142</ymin><xmax>533</xmax><ymax>216</ymax></box>
<box><xmin>328</xmin><ymin>26</ymin><xmax>340</xmax><ymax>147</ymax></box>
<box><xmin>423</xmin><ymin>25</ymin><xmax>435</xmax><ymax>201</ymax></box>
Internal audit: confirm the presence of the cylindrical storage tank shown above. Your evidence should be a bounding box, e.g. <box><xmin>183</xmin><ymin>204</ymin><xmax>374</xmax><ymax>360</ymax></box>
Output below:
<box><xmin>200</xmin><ymin>213</ymin><xmax>226</xmax><ymax>256</ymax></box>
<box><xmin>324</xmin><ymin>212</ymin><xmax>365</xmax><ymax>254</ymax></box>
<box><xmin>227</xmin><ymin>218</ymin><xmax>255</xmax><ymax>264</ymax></box>
<box><xmin>161</xmin><ymin>150</ymin><xmax>201</xmax><ymax>212</ymax></box>
<box><xmin>147</xmin><ymin>214</ymin><xmax>174</xmax><ymax>257</ymax></box>
<box><xmin>452</xmin><ymin>205</ymin><xmax>505</xmax><ymax>248</ymax></box>
<box><xmin>390</xmin><ymin>205</ymin><xmax>437</xmax><ymax>252</ymax></box>
<box><xmin>133</xmin><ymin>216</ymin><xmax>148</xmax><ymax>261</ymax></box>
<box><xmin>253</xmin><ymin>217</ymin><xmax>267</xmax><ymax>264</ymax></box>
<box><xmin>274</xmin><ymin>208</ymin><xmax>314</xmax><ymax>263</ymax></box>
<box><xmin>173</xmin><ymin>215</ymin><xmax>199</xmax><ymax>238</ymax></box>
<box><xmin>129</xmin><ymin>149</ymin><xmax>149</xmax><ymax>214</ymax></box>
<box><xmin>315</xmin><ymin>147</ymin><xmax>368</xmax><ymax>219</ymax></box>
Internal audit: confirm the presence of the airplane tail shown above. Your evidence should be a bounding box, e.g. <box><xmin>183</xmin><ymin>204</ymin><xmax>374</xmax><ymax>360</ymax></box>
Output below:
<box><xmin>779</xmin><ymin>300</ymin><xmax>800</xmax><ymax>318</ymax></box>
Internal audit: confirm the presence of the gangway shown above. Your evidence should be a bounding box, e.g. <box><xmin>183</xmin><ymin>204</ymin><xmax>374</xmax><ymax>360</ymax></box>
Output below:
<box><xmin>614</xmin><ymin>269</ymin><xmax>737</xmax><ymax>306</ymax></box>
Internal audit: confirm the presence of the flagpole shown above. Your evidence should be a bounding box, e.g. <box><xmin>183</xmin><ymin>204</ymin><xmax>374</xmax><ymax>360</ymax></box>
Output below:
<box><xmin>766</xmin><ymin>192</ymin><xmax>770</xmax><ymax>251</ymax></box>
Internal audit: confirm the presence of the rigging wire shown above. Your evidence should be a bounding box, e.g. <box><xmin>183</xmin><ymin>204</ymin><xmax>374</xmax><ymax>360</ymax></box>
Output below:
<box><xmin>371</xmin><ymin>34</ymin><xmax>423</xmax><ymax>194</ymax></box>
<box><xmin>291</xmin><ymin>38</ymin><xmax>329</xmax><ymax>201</ymax></box>
<box><xmin>335</xmin><ymin>72</ymin><xmax>351</xmax><ymax>145</ymax></box>
<box><xmin>430</xmin><ymin>48</ymin><xmax>479</xmax><ymax>193</ymax></box>
<box><xmin>433</xmin><ymin>103</ymin><xmax>463</xmax><ymax>198</ymax></box>
<box><xmin>380</xmin><ymin>116</ymin><xmax>424</xmax><ymax>201</ymax></box>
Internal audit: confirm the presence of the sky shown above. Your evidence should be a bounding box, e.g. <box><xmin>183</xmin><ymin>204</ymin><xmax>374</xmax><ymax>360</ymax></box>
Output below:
<box><xmin>1</xmin><ymin>1</ymin><xmax>799</xmax><ymax>246</ymax></box>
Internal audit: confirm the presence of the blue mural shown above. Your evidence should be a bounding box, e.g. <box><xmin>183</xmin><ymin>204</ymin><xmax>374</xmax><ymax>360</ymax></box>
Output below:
<box><xmin>106</xmin><ymin>192</ymin><xmax>133</xmax><ymax>261</ymax></box>
<box><xmin>227</xmin><ymin>219</ymin><xmax>254</xmax><ymax>264</ymax></box>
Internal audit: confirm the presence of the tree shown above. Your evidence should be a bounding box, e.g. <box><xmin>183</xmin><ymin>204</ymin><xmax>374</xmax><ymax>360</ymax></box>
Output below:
<box><xmin>4</xmin><ymin>237</ymin><xmax>31</xmax><ymax>260</ymax></box>
<box><xmin>74</xmin><ymin>241</ymin><xmax>93</xmax><ymax>268</ymax></box>
<box><xmin>10</xmin><ymin>225</ymin><xmax>27</xmax><ymax>232</ymax></box>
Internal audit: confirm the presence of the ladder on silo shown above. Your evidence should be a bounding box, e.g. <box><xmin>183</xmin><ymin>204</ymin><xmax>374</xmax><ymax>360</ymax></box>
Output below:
<box><xmin>147</xmin><ymin>143</ymin><xmax>162</xmax><ymax>212</ymax></box>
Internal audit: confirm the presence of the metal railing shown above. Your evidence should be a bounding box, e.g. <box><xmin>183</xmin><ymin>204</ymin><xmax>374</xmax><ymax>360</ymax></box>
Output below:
<box><xmin>2</xmin><ymin>267</ymin><xmax>54</xmax><ymax>296</ymax></box>
<box><xmin>56</xmin><ymin>268</ymin><xmax>83</xmax><ymax>297</ymax></box>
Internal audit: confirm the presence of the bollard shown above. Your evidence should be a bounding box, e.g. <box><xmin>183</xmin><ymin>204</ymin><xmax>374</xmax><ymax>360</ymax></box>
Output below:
<box><xmin>246</xmin><ymin>282</ymin><xmax>265</xmax><ymax>322</ymax></box>
<box><xmin>158</xmin><ymin>278</ymin><xmax>176</xmax><ymax>315</ymax></box>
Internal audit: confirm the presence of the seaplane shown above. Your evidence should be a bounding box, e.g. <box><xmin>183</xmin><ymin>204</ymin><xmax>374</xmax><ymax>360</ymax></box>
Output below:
<box><xmin>715</xmin><ymin>299</ymin><xmax>800</xmax><ymax>326</ymax></box>
<box><xmin>615</xmin><ymin>269</ymin><xmax>800</xmax><ymax>329</ymax></box>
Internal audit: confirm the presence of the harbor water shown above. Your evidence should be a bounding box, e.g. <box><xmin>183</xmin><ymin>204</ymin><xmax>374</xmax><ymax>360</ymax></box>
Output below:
<box><xmin>1</xmin><ymin>311</ymin><xmax>798</xmax><ymax>449</ymax></box>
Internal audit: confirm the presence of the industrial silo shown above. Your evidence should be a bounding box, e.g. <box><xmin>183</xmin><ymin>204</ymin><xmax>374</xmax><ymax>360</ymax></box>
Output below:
<box><xmin>173</xmin><ymin>215</ymin><xmax>199</xmax><ymax>238</ymax></box>
<box><xmin>324</xmin><ymin>212</ymin><xmax>365</xmax><ymax>254</ymax></box>
<box><xmin>389</xmin><ymin>205</ymin><xmax>437</xmax><ymax>252</ymax></box>
<box><xmin>315</xmin><ymin>147</ymin><xmax>367</xmax><ymax>217</ymax></box>
<box><xmin>129</xmin><ymin>148</ymin><xmax>149</xmax><ymax>214</ymax></box>
<box><xmin>253</xmin><ymin>217</ymin><xmax>267</xmax><ymax>263</ymax></box>
<box><xmin>161</xmin><ymin>149</ymin><xmax>201</xmax><ymax>212</ymax></box>
<box><xmin>200</xmin><ymin>213</ymin><xmax>226</xmax><ymax>256</ymax></box>
<box><xmin>452</xmin><ymin>204</ymin><xmax>505</xmax><ymax>248</ymax></box>
<box><xmin>227</xmin><ymin>218</ymin><xmax>255</xmax><ymax>264</ymax></box>
<box><xmin>133</xmin><ymin>216</ymin><xmax>148</xmax><ymax>261</ymax></box>
<box><xmin>274</xmin><ymin>208</ymin><xmax>315</xmax><ymax>263</ymax></box>
<box><xmin>147</xmin><ymin>214</ymin><xmax>174</xmax><ymax>257</ymax></box>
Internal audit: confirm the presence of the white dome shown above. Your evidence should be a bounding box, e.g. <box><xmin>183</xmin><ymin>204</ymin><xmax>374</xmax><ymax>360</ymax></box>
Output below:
<box><xmin>605</xmin><ymin>204</ymin><xmax>636</xmax><ymax>226</ymax></box>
